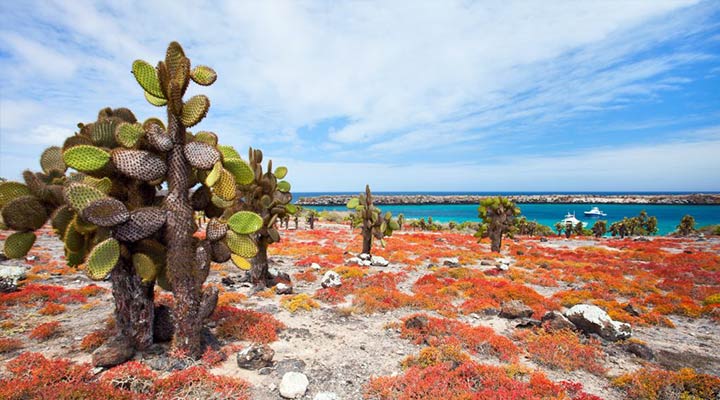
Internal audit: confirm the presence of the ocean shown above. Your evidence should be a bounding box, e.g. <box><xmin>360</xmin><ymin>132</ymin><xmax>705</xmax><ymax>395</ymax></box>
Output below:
<box><xmin>295</xmin><ymin>192</ymin><xmax>720</xmax><ymax>235</ymax></box>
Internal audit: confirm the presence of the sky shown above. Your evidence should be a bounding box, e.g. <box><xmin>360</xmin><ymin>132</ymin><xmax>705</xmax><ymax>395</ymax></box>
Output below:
<box><xmin>1</xmin><ymin>0</ymin><xmax>719</xmax><ymax>192</ymax></box>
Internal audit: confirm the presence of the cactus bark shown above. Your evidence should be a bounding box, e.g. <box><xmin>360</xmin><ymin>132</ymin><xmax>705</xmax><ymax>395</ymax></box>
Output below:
<box><xmin>250</xmin><ymin>234</ymin><xmax>271</xmax><ymax>287</ymax></box>
<box><xmin>110</xmin><ymin>259</ymin><xmax>154</xmax><ymax>350</ymax></box>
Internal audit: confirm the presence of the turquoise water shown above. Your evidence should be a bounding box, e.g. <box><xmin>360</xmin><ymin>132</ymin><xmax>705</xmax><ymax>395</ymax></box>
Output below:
<box><xmin>305</xmin><ymin>203</ymin><xmax>720</xmax><ymax>235</ymax></box>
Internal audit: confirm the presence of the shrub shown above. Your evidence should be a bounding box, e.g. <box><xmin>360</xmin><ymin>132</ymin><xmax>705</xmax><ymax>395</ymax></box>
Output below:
<box><xmin>516</xmin><ymin>328</ymin><xmax>606</xmax><ymax>375</ymax></box>
<box><xmin>28</xmin><ymin>321</ymin><xmax>61</xmax><ymax>341</ymax></box>
<box><xmin>614</xmin><ymin>366</ymin><xmax>720</xmax><ymax>400</ymax></box>
<box><xmin>281</xmin><ymin>293</ymin><xmax>320</xmax><ymax>312</ymax></box>
<box><xmin>211</xmin><ymin>306</ymin><xmax>284</xmax><ymax>343</ymax></box>
<box><xmin>80</xmin><ymin>329</ymin><xmax>111</xmax><ymax>352</ymax></box>
<box><xmin>0</xmin><ymin>337</ymin><xmax>23</xmax><ymax>353</ymax></box>
<box><xmin>38</xmin><ymin>302</ymin><xmax>66</xmax><ymax>315</ymax></box>
<box><xmin>154</xmin><ymin>366</ymin><xmax>250</xmax><ymax>400</ymax></box>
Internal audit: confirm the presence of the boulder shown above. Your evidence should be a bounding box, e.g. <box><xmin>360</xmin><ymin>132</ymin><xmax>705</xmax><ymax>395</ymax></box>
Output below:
<box><xmin>279</xmin><ymin>371</ymin><xmax>309</xmax><ymax>399</ymax></box>
<box><xmin>370</xmin><ymin>255</ymin><xmax>389</xmax><ymax>267</ymax></box>
<box><xmin>541</xmin><ymin>311</ymin><xmax>576</xmax><ymax>331</ymax></box>
<box><xmin>499</xmin><ymin>300</ymin><xmax>533</xmax><ymax>319</ymax></box>
<box><xmin>310</xmin><ymin>263</ymin><xmax>322</xmax><ymax>271</ymax></box>
<box><xmin>92</xmin><ymin>337</ymin><xmax>135</xmax><ymax>368</ymax></box>
<box><xmin>358</xmin><ymin>253</ymin><xmax>371</xmax><ymax>261</ymax></box>
<box><xmin>624</xmin><ymin>342</ymin><xmax>654</xmax><ymax>360</ymax></box>
<box><xmin>0</xmin><ymin>266</ymin><xmax>26</xmax><ymax>293</ymax></box>
<box><xmin>442</xmin><ymin>258</ymin><xmax>460</xmax><ymax>268</ymax></box>
<box><xmin>276</xmin><ymin>283</ymin><xmax>293</xmax><ymax>295</ymax></box>
<box><xmin>321</xmin><ymin>271</ymin><xmax>342</xmax><ymax>288</ymax></box>
<box><xmin>564</xmin><ymin>304</ymin><xmax>631</xmax><ymax>341</ymax></box>
<box><xmin>237</xmin><ymin>344</ymin><xmax>275</xmax><ymax>370</ymax></box>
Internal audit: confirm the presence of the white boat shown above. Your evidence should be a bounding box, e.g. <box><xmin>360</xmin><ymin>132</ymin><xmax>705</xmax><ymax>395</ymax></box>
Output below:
<box><xmin>560</xmin><ymin>212</ymin><xmax>587</xmax><ymax>227</ymax></box>
<box><xmin>583</xmin><ymin>206</ymin><xmax>607</xmax><ymax>217</ymax></box>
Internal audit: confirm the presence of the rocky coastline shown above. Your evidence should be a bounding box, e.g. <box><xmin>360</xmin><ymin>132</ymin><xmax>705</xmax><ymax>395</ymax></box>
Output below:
<box><xmin>296</xmin><ymin>193</ymin><xmax>720</xmax><ymax>206</ymax></box>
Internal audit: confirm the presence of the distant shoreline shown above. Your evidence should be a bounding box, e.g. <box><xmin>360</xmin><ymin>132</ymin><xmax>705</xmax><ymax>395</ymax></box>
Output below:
<box><xmin>296</xmin><ymin>193</ymin><xmax>720</xmax><ymax>206</ymax></box>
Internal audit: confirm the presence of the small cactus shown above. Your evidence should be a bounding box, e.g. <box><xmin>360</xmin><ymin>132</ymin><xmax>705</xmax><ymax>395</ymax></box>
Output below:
<box><xmin>346</xmin><ymin>185</ymin><xmax>398</xmax><ymax>255</ymax></box>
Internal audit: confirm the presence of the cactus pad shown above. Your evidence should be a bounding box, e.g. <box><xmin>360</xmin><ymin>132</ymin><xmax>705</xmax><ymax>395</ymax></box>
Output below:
<box><xmin>63</xmin><ymin>221</ymin><xmax>85</xmax><ymax>253</ymax></box>
<box><xmin>92</xmin><ymin>119</ymin><xmax>119</xmax><ymax>147</ymax></box>
<box><xmin>111</xmin><ymin>107</ymin><xmax>137</xmax><ymax>123</ymax></box>
<box><xmin>64</xmin><ymin>183</ymin><xmax>106</xmax><ymax>212</ymax></box>
<box><xmin>227</xmin><ymin>211</ymin><xmax>263</xmax><ymax>234</ymax></box>
<box><xmin>156</xmin><ymin>267</ymin><xmax>173</xmax><ymax>292</ymax></box>
<box><xmin>210</xmin><ymin>241</ymin><xmax>231</xmax><ymax>263</ymax></box>
<box><xmin>218</xmin><ymin>145</ymin><xmax>241</xmax><ymax>160</ymax></box>
<box><xmin>40</xmin><ymin>147</ymin><xmax>67</xmax><ymax>174</ymax></box>
<box><xmin>190</xmin><ymin>65</ymin><xmax>217</xmax><ymax>86</ymax></box>
<box><xmin>82</xmin><ymin>176</ymin><xmax>113</xmax><ymax>194</ymax></box>
<box><xmin>4</xmin><ymin>231</ymin><xmax>36</xmax><ymax>259</ymax></box>
<box><xmin>134</xmin><ymin>239</ymin><xmax>166</xmax><ymax>267</ymax></box>
<box><xmin>132</xmin><ymin>253</ymin><xmax>158</xmax><ymax>283</ymax></box>
<box><xmin>213</xmin><ymin>168</ymin><xmax>236</xmax><ymax>201</ymax></box>
<box><xmin>85</xmin><ymin>238</ymin><xmax>120</xmax><ymax>280</ymax></box>
<box><xmin>115</xmin><ymin>123</ymin><xmax>144</xmax><ymax>148</ymax></box>
<box><xmin>277</xmin><ymin>180</ymin><xmax>291</xmax><ymax>193</ymax></box>
<box><xmin>194</xmin><ymin>131</ymin><xmax>218</xmax><ymax>146</ymax></box>
<box><xmin>346</xmin><ymin>198</ymin><xmax>359</xmax><ymax>209</ymax></box>
<box><xmin>144</xmin><ymin>91</ymin><xmax>168</xmax><ymax>107</ymax></box>
<box><xmin>0</xmin><ymin>181</ymin><xmax>31</xmax><ymax>208</ymax></box>
<box><xmin>63</xmin><ymin>145</ymin><xmax>111</xmax><ymax>172</ymax></box>
<box><xmin>145</xmin><ymin>124</ymin><xmax>173</xmax><ymax>152</ymax></box>
<box><xmin>210</xmin><ymin>194</ymin><xmax>234</xmax><ymax>209</ymax></box>
<box><xmin>184</xmin><ymin>141</ymin><xmax>220</xmax><ymax>170</ymax></box>
<box><xmin>274</xmin><ymin>166</ymin><xmax>288</xmax><ymax>179</ymax></box>
<box><xmin>181</xmin><ymin>95</ymin><xmax>210</xmax><ymax>127</ymax></box>
<box><xmin>132</xmin><ymin>60</ymin><xmax>165</xmax><ymax>99</ymax></box>
<box><xmin>205</xmin><ymin>162</ymin><xmax>222</xmax><ymax>186</ymax></box>
<box><xmin>62</xmin><ymin>135</ymin><xmax>93</xmax><ymax>150</ymax></box>
<box><xmin>230</xmin><ymin>254</ymin><xmax>251</xmax><ymax>270</ymax></box>
<box><xmin>1</xmin><ymin>195</ymin><xmax>48</xmax><ymax>231</ymax></box>
<box><xmin>206</xmin><ymin>218</ymin><xmax>228</xmax><ymax>241</ymax></box>
<box><xmin>223</xmin><ymin>158</ymin><xmax>254</xmax><ymax>185</ymax></box>
<box><xmin>51</xmin><ymin>206</ymin><xmax>75</xmax><ymax>239</ymax></box>
<box><xmin>111</xmin><ymin>149</ymin><xmax>167</xmax><ymax>181</ymax></box>
<box><xmin>225</xmin><ymin>230</ymin><xmax>258</xmax><ymax>258</ymax></box>
<box><xmin>82</xmin><ymin>198</ymin><xmax>130</xmax><ymax>227</ymax></box>
<box><xmin>113</xmin><ymin>207</ymin><xmax>166</xmax><ymax>242</ymax></box>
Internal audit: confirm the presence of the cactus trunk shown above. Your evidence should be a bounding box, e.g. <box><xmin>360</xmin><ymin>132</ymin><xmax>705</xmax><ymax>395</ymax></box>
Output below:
<box><xmin>362</xmin><ymin>228</ymin><xmax>372</xmax><ymax>254</ymax></box>
<box><xmin>164</xmin><ymin>112</ymin><xmax>203</xmax><ymax>357</ymax></box>
<box><xmin>250</xmin><ymin>234</ymin><xmax>270</xmax><ymax>288</ymax></box>
<box><xmin>110</xmin><ymin>259</ymin><xmax>154</xmax><ymax>350</ymax></box>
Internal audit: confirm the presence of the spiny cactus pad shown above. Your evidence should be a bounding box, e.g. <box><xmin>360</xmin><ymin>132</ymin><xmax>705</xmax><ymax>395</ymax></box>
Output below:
<box><xmin>1</xmin><ymin>195</ymin><xmax>48</xmax><ymax>231</ymax></box>
<box><xmin>132</xmin><ymin>253</ymin><xmax>158</xmax><ymax>283</ymax></box>
<box><xmin>223</xmin><ymin>158</ymin><xmax>254</xmax><ymax>185</ymax></box>
<box><xmin>145</xmin><ymin>124</ymin><xmax>173</xmax><ymax>152</ymax></box>
<box><xmin>227</xmin><ymin>211</ymin><xmax>263</xmax><ymax>235</ymax></box>
<box><xmin>132</xmin><ymin>60</ymin><xmax>165</xmax><ymax>99</ymax></box>
<box><xmin>4</xmin><ymin>231</ymin><xmax>36</xmax><ymax>259</ymax></box>
<box><xmin>111</xmin><ymin>149</ymin><xmax>167</xmax><ymax>181</ymax></box>
<box><xmin>218</xmin><ymin>145</ymin><xmax>241</xmax><ymax>160</ymax></box>
<box><xmin>144</xmin><ymin>91</ymin><xmax>168</xmax><ymax>107</ymax></box>
<box><xmin>213</xmin><ymin>168</ymin><xmax>236</xmax><ymax>201</ymax></box>
<box><xmin>92</xmin><ymin>119</ymin><xmax>119</xmax><ymax>148</ymax></box>
<box><xmin>85</xmin><ymin>238</ymin><xmax>120</xmax><ymax>280</ymax></box>
<box><xmin>194</xmin><ymin>131</ymin><xmax>218</xmax><ymax>146</ymax></box>
<box><xmin>190</xmin><ymin>65</ymin><xmax>217</xmax><ymax>86</ymax></box>
<box><xmin>277</xmin><ymin>180</ymin><xmax>291</xmax><ymax>193</ymax></box>
<box><xmin>274</xmin><ymin>166</ymin><xmax>288</xmax><ymax>179</ymax></box>
<box><xmin>40</xmin><ymin>147</ymin><xmax>67</xmax><ymax>174</ymax></box>
<box><xmin>113</xmin><ymin>207</ymin><xmax>166</xmax><ymax>242</ymax></box>
<box><xmin>65</xmin><ymin>183</ymin><xmax>106</xmax><ymax>212</ymax></box>
<box><xmin>230</xmin><ymin>253</ymin><xmax>251</xmax><ymax>270</ymax></box>
<box><xmin>82</xmin><ymin>176</ymin><xmax>113</xmax><ymax>194</ymax></box>
<box><xmin>205</xmin><ymin>162</ymin><xmax>222</xmax><ymax>186</ymax></box>
<box><xmin>51</xmin><ymin>206</ymin><xmax>75</xmax><ymax>239</ymax></box>
<box><xmin>0</xmin><ymin>181</ymin><xmax>31</xmax><ymax>208</ymax></box>
<box><xmin>181</xmin><ymin>95</ymin><xmax>210</xmax><ymax>127</ymax></box>
<box><xmin>346</xmin><ymin>198</ymin><xmax>360</xmax><ymax>209</ymax></box>
<box><xmin>225</xmin><ymin>230</ymin><xmax>258</xmax><ymax>258</ymax></box>
<box><xmin>63</xmin><ymin>145</ymin><xmax>111</xmax><ymax>172</ymax></box>
<box><xmin>115</xmin><ymin>123</ymin><xmax>145</xmax><ymax>148</ymax></box>
<box><xmin>82</xmin><ymin>198</ymin><xmax>130</xmax><ymax>227</ymax></box>
<box><xmin>206</xmin><ymin>218</ymin><xmax>228</xmax><ymax>241</ymax></box>
<box><xmin>184</xmin><ymin>141</ymin><xmax>220</xmax><ymax>170</ymax></box>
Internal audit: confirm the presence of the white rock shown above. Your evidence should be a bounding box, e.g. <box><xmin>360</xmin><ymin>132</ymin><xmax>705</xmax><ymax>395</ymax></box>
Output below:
<box><xmin>321</xmin><ymin>271</ymin><xmax>342</xmax><ymax>288</ymax></box>
<box><xmin>268</xmin><ymin>268</ymin><xmax>280</xmax><ymax>277</ymax></box>
<box><xmin>346</xmin><ymin>257</ymin><xmax>361</xmax><ymax>265</ymax></box>
<box><xmin>310</xmin><ymin>263</ymin><xmax>322</xmax><ymax>271</ymax></box>
<box><xmin>358</xmin><ymin>253</ymin><xmax>371</xmax><ymax>260</ymax></box>
<box><xmin>370</xmin><ymin>255</ymin><xmax>389</xmax><ymax>267</ymax></box>
<box><xmin>279</xmin><ymin>372</ymin><xmax>309</xmax><ymax>399</ymax></box>
<box><xmin>360</xmin><ymin>260</ymin><xmax>372</xmax><ymax>267</ymax></box>
<box><xmin>314</xmin><ymin>393</ymin><xmax>340</xmax><ymax>400</ymax></box>
<box><xmin>565</xmin><ymin>304</ymin><xmax>631</xmax><ymax>341</ymax></box>
<box><xmin>276</xmin><ymin>283</ymin><xmax>293</xmax><ymax>295</ymax></box>
<box><xmin>496</xmin><ymin>263</ymin><xmax>509</xmax><ymax>271</ymax></box>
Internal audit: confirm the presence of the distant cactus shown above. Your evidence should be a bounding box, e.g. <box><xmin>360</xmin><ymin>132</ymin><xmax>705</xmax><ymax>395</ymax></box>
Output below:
<box><xmin>0</xmin><ymin>42</ymin><xmax>262</xmax><ymax>359</ymax></box>
<box><xmin>230</xmin><ymin>147</ymin><xmax>296</xmax><ymax>288</ymax></box>
<box><xmin>346</xmin><ymin>185</ymin><xmax>399</xmax><ymax>254</ymax></box>
<box><xmin>592</xmin><ymin>220</ymin><xmax>607</xmax><ymax>238</ymax></box>
<box><xmin>475</xmin><ymin>197</ymin><xmax>520</xmax><ymax>252</ymax></box>
<box><xmin>677</xmin><ymin>214</ymin><xmax>696</xmax><ymax>236</ymax></box>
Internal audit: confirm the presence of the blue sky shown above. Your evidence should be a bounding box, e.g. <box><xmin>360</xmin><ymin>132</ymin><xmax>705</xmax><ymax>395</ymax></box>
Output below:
<box><xmin>1</xmin><ymin>0</ymin><xmax>719</xmax><ymax>192</ymax></box>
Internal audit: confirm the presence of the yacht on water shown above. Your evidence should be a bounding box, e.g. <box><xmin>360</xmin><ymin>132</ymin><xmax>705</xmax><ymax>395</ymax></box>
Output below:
<box><xmin>560</xmin><ymin>212</ymin><xmax>587</xmax><ymax>227</ymax></box>
<box><xmin>583</xmin><ymin>206</ymin><xmax>607</xmax><ymax>217</ymax></box>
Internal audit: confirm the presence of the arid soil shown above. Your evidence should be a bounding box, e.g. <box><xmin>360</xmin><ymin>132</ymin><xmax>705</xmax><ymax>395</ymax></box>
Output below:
<box><xmin>1</xmin><ymin>222</ymin><xmax>719</xmax><ymax>399</ymax></box>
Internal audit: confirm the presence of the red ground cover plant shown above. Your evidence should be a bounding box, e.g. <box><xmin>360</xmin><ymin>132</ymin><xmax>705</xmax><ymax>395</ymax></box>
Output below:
<box><xmin>400</xmin><ymin>313</ymin><xmax>519</xmax><ymax>363</ymax></box>
<box><xmin>100</xmin><ymin>361</ymin><xmax>157</xmax><ymax>396</ymax></box>
<box><xmin>294</xmin><ymin>269</ymin><xmax>318</xmax><ymax>282</ymax></box>
<box><xmin>154</xmin><ymin>366</ymin><xmax>251</xmax><ymax>400</ymax></box>
<box><xmin>79</xmin><ymin>328</ymin><xmax>111</xmax><ymax>352</ymax></box>
<box><xmin>515</xmin><ymin>328</ymin><xmax>606</xmax><ymax>375</ymax></box>
<box><xmin>211</xmin><ymin>305</ymin><xmax>285</xmax><ymax>343</ymax></box>
<box><xmin>0</xmin><ymin>337</ymin><xmax>23</xmax><ymax>353</ymax></box>
<box><xmin>0</xmin><ymin>283</ymin><xmax>87</xmax><ymax>306</ymax></box>
<box><xmin>38</xmin><ymin>302</ymin><xmax>66</xmax><ymax>315</ymax></box>
<box><xmin>365</xmin><ymin>360</ymin><xmax>602</xmax><ymax>400</ymax></box>
<box><xmin>613</xmin><ymin>366</ymin><xmax>720</xmax><ymax>400</ymax></box>
<box><xmin>28</xmin><ymin>321</ymin><xmax>61</xmax><ymax>341</ymax></box>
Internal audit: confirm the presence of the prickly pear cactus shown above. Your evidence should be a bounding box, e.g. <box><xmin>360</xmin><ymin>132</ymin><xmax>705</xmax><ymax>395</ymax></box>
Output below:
<box><xmin>227</xmin><ymin>147</ymin><xmax>295</xmax><ymax>287</ymax></box>
<box><xmin>346</xmin><ymin>185</ymin><xmax>398</xmax><ymax>254</ymax></box>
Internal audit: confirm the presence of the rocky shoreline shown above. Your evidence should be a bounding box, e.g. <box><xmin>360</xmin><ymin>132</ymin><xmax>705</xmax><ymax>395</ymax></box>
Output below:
<box><xmin>296</xmin><ymin>193</ymin><xmax>720</xmax><ymax>206</ymax></box>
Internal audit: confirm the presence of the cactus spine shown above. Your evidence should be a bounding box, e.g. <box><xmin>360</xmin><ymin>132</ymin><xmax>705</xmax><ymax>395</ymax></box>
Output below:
<box><xmin>346</xmin><ymin>185</ymin><xmax>398</xmax><ymax>254</ymax></box>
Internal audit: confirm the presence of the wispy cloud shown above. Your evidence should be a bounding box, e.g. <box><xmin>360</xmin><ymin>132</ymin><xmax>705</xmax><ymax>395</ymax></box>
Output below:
<box><xmin>0</xmin><ymin>0</ymin><xmax>718</xmax><ymax>191</ymax></box>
